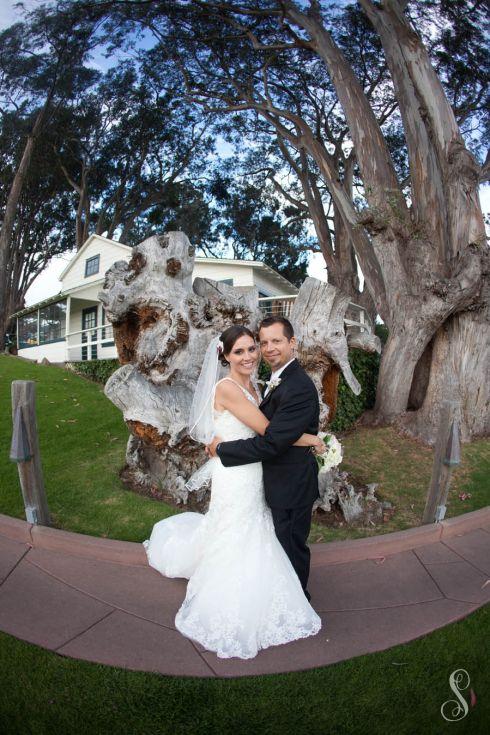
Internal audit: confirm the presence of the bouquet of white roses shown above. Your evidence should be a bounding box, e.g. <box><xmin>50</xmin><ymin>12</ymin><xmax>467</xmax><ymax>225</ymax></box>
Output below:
<box><xmin>316</xmin><ymin>432</ymin><xmax>343</xmax><ymax>473</ymax></box>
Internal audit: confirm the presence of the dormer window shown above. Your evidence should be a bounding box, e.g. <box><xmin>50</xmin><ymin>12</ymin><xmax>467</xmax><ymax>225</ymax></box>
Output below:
<box><xmin>85</xmin><ymin>254</ymin><xmax>100</xmax><ymax>277</ymax></box>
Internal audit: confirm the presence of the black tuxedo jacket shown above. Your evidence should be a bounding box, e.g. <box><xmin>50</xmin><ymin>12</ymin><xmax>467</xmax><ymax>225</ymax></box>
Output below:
<box><xmin>216</xmin><ymin>358</ymin><xmax>320</xmax><ymax>509</ymax></box>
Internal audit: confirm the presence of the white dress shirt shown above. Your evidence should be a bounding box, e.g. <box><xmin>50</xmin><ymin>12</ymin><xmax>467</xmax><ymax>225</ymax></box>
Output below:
<box><xmin>264</xmin><ymin>358</ymin><xmax>296</xmax><ymax>397</ymax></box>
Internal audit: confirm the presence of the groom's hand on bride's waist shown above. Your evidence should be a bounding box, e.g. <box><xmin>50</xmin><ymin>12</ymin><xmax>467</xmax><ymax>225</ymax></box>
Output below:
<box><xmin>205</xmin><ymin>436</ymin><xmax>223</xmax><ymax>458</ymax></box>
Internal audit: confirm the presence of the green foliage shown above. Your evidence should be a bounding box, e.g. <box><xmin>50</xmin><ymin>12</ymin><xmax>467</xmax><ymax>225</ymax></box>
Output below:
<box><xmin>208</xmin><ymin>173</ymin><xmax>310</xmax><ymax>287</ymax></box>
<box><xmin>257</xmin><ymin>358</ymin><xmax>271</xmax><ymax>382</ymax></box>
<box><xmin>66</xmin><ymin>359</ymin><xmax>120</xmax><ymax>385</ymax></box>
<box><xmin>330</xmin><ymin>347</ymin><xmax>380</xmax><ymax>432</ymax></box>
<box><xmin>330</xmin><ymin>325</ymin><xmax>387</xmax><ymax>432</ymax></box>
<box><xmin>375</xmin><ymin>322</ymin><xmax>388</xmax><ymax>345</ymax></box>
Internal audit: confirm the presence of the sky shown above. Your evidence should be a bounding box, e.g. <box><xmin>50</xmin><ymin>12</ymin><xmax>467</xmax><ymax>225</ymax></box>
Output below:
<box><xmin>0</xmin><ymin>0</ymin><xmax>37</xmax><ymax>28</ymax></box>
<box><xmin>0</xmin><ymin>1</ymin><xmax>488</xmax><ymax>306</ymax></box>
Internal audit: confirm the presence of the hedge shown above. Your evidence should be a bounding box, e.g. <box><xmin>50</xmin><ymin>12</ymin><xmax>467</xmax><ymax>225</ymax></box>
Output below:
<box><xmin>66</xmin><ymin>359</ymin><xmax>120</xmax><ymax>385</ymax></box>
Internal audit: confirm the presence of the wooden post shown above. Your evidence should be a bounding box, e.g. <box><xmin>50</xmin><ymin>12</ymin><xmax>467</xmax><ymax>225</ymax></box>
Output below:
<box><xmin>10</xmin><ymin>380</ymin><xmax>51</xmax><ymax>526</ymax></box>
<box><xmin>422</xmin><ymin>399</ymin><xmax>461</xmax><ymax>524</ymax></box>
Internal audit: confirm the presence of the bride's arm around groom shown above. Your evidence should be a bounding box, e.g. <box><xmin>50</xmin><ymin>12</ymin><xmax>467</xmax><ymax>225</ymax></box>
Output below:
<box><xmin>209</xmin><ymin>362</ymin><xmax>319</xmax><ymax>466</ymax></box>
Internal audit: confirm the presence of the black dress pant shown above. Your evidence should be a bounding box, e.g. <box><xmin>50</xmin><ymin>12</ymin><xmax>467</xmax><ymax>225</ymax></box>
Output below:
<box><xmin>270</xmin><ymin>502</ymin><xmax>314</xmax><ymax>594</ymax></box>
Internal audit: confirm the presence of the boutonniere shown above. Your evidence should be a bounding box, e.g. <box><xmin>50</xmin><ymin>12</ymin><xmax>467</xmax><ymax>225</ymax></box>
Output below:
<box><xmin>265</xmin><ymin>376</ymin><xmax>282</xmax><ymax>394</ymax></box>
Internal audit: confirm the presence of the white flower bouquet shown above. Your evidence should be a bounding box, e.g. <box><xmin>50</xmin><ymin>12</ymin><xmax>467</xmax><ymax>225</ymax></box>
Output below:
<box><xmin>316</xmin><ymin>432</ymin><xmax>343</xmax><ymax>473</ymax></box>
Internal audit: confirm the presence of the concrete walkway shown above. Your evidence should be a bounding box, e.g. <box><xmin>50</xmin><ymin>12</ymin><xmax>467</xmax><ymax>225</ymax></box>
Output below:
<box><xmin>0</xmin><ymin>509</ymin><xmax>489</xmax><ymax>678</ymax></box>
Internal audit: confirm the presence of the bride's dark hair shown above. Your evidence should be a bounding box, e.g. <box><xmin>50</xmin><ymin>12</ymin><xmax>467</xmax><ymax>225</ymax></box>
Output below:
<box><xmin>219</xmin><ymin>325</ymin><xmax>255</xmax><ymax>367</ymax></box>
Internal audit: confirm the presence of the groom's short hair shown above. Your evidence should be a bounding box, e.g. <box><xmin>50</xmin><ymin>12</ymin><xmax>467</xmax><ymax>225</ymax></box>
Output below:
<box><xmin>258</xmin><ymin>315</ymin><xmax>294</xmax><ymax>340</ymax></box>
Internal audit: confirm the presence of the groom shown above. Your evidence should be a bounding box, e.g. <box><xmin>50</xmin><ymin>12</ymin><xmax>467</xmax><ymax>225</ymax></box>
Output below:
<box><xmin>206</xmin><ymin>315</ymin><xmax>320</xmax><ymax>601</ymax></box>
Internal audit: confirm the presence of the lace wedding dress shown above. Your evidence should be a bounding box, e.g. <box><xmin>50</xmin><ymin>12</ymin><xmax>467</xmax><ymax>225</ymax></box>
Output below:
<box><xmin>142</xmin><ymin>378</ymin><xmax>322</xmax><ymax>659</ymax></box>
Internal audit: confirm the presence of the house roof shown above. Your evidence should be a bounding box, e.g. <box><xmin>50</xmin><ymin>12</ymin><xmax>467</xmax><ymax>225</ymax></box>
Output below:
<box><xmin>12</xmin><ymin>235</ymin><xmax>298</xmax><ymax>318</ymax></box>
<box><xmin>194</xmin><ymin>257</ymin><xmax>298</xmax><ymax>295</ymax></box>
<box><xmin>11</xmin><ymin>291</ymin><xmax>68</xmax><ymax>319</ymax></box>
<box><xmin>58</xmin><ymin>234</ymin><xmax>132</xmax><ymax>280</ymax></box>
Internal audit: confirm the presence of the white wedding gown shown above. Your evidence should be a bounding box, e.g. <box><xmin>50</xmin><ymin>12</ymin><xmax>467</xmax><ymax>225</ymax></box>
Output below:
<box><xmin>142</xmin><ymin>379</ymin><xmax>322</xmax><ymax>659</ymax></box>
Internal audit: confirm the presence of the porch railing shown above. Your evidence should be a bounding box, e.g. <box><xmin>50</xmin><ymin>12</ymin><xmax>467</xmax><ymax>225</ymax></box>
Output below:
<box><xmin>65</xmin><ymin>323</ymin><xmax>114</xmax><ymax>361</ymax></box>
<box><xmin>258</xmin><ymin>295</ymin><xmax>373</xmax><ymax>334</ymax></box>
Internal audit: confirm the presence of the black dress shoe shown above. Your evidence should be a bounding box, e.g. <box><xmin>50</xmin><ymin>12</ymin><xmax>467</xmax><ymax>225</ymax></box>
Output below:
<box><xmin>304</xmin><ymin>589</ymin><xmax>311</xmax><ymax>602</ymax></box>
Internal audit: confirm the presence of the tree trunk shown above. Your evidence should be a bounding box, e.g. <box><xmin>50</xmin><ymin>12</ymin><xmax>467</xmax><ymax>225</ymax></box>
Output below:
<box><xmin>328</xmin><ymin>206</ymin><xmax>377</xmax><ymax>325</ymax></box>
<box><xmin>372</xmin><ymin>320</ymin><xmax>433</xmax><ymax>422</ymax></box>
<box><xmin>399</xmin><ymin>307</ymin><xmax>490</xmax><ymax>445</ymax></box>
<box><xmin>281</xmin><ymin>1</ymin><xmax>486</xmax><ymax>439</ymax></box>
<box><xmin>0</xmin><ymin>108</ymin><xmax>47</xmax><ymax>342</ymax></box>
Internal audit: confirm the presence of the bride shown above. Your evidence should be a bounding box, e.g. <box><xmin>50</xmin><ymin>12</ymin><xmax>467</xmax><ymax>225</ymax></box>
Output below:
<box><xmin>142</xmin><ymin>325</ymin><xmax>322</xmax><ymax>659</ymax></box>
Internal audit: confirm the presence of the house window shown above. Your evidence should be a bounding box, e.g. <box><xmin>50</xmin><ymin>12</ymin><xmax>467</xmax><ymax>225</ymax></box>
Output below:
<box><xmin>39</xmin><ymin>301</ymin><xmax>66</xmax><ymax>344</ymax></box>
<box><xmin>85</xmin><ymin>254</ymin><xmax>100</xmax><ymax>277</ymax></box>
<box><xmin>17</xmin><ymin>312</ymin><xmax>39</xmax><ymax>348</ymax></box>
<box><xmin>101</xmin><ymin>306</ymin><xmax>115</xmax><ymax>347</ymax></box>
<box><xmin>219</xmin><ymin>278</ymin><xmax>233</xmax><ymax>286</ymax></box>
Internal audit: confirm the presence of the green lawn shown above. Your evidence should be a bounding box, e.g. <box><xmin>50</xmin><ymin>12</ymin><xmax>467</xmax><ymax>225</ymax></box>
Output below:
<box><xmin>0</xmin><ymin>355</ymin><xmax>181</xmax><ymax>541</ymax></box>
<box><xmin>0</xmin><ymin>605</ymin><xmax>488</xmax><ymax>735</ymax></box>
<box><xmin>0</xmin><ymin>354</ymin><xmax>488</xmax><ymax>544</ymax></box>
<box><xmin>317</xmin><ymin>425</ymin><xmax>490</xmax><ymax>542</ymax></box>
<box><xmin>1</xmin><ymin>355</ymin><xmax>488</xmax><ymax>734</ymax></box>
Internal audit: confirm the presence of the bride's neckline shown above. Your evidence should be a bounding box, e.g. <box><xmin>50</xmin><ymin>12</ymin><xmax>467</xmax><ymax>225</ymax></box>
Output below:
<box><xmin>214</xmin><ymin>376</ymin><xmax>259</xmax><ymax>410</ymax></box>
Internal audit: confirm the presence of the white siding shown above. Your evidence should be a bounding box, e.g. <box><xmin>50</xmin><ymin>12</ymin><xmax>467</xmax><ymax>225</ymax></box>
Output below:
<box><xmin>61</xmin><ymin>238</ymin><xmax>131</xmax><ymax>291</ymax></box>
<box><xmin>69</xmin><ymin>297</ymin><xmax>100</xmax><ymax>331</ymax></box>
<box><xmin>97</xmin><ymin>344</ymin><xmax>118</xmax><ymax>360</ymax></box>
<box><xmin>64</xmin><ymin>295</ymin><xmax>118</xmax><ymax>361</ymax></box>
<box><xmin>18</xmin><ymin>341</ymin><xmax>66</xmax><ymax>363</ymax></box>
<box><xmin>192</xmin><ymin>262</ymin><xmax>255</xmax><ymax>287</ymax></box>
<box><xmin>67</xmin><ymin>282</ymin><xmax>105</xmax><ymax>302</ymax></box>
<box><xmin>98</xmin><ymin>302</ymin><xmax>118</xmax><ymax>360</ymax></box>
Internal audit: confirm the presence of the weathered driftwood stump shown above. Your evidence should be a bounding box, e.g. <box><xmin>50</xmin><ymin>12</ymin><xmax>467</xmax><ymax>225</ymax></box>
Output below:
<box><xmin>293</xmin><ymin>278</ymin><xmax>358</xmax><ymax>427</ymax></box>
<box><xmin>100</xmin><ymin>236</ymin><xmax>383</xmax><ymax>524</ymax></box>
<box><xmin>291</xmin><ymin>278</ymin><xmax>384</xmax><ymax>526</ymax></box>
<box><xmin>99</xmin><ymin>231</ymin><xmax>262</xmax><ymax>504</ymax></box>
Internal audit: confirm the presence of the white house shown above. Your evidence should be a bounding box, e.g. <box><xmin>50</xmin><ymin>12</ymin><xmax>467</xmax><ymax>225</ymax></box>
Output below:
<box><xmin>12</xmin><ymin>234</ymin><xmax>300</xmax><ymax>363</ymax></box>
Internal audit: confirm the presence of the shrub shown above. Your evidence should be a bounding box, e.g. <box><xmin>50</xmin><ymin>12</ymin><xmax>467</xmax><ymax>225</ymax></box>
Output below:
<box><xmin>330</xmin><ymin>324</ymin><xmax>387</xmax><ymax>432</ymax></box>
<box><xmin>66</xmin><ymin>359</ymin><xmax>120</xmax><ymax>385</ymax></box>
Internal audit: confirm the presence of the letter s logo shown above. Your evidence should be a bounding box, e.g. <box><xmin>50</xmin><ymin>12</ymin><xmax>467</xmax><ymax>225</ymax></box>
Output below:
<box><xmin>441</xmin><ymin>669</ymin><xmax>470</xmax><ymax>721</ymax></box>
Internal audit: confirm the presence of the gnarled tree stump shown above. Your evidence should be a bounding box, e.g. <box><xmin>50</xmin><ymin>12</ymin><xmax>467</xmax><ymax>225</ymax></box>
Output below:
<box><xmin>291</xmin><ymin>278</ymin><xmax>384</xmax><ymax>526</ymax></box>
<box><xmin>291</xmin><ymin>277</ymin><xmax>381</xmax><ymax>426</ymax></box>
<box><xmin>99</xmin><ymin>231</ymin><xmax>262</xmax><ymax>504</ymax></box>
<box><xmin>100</xmin><ymin>233</ymin><xmax>382</xmax><ymax>525</ymax></box>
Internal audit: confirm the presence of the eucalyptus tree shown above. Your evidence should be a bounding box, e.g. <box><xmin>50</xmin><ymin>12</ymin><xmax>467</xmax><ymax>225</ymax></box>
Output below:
<box><xmin>101</xmin><ymin>0</ymin><xmax>487</xmax><ymax>443</ymax></box>
<box><xmin>51</xmin><ymin>50</ymin><xmax>216</xmax><ymax>248</ymax></box>
<box><xmin>0</xmin><ymin>109</ymin><xmax>75</xmax><ymax>323</ymax></box>
<box><xmin>0</xmin><ymin>1</ymin><xmax>104</xmax><ymax>340</ymax></box>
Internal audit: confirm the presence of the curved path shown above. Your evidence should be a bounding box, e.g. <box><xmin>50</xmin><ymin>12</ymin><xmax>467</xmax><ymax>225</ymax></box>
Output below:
<box><xmin>0</xmin><ymin>509</ymin><xmax>489</xmax><ymax>678</ymax></box>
